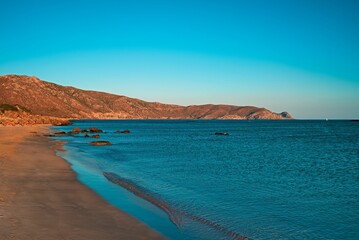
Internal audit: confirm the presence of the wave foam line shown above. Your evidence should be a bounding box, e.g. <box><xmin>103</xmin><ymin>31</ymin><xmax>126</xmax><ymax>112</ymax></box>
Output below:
<box><xmin>103</xmin><ymin>172</ymin><xmax>250</xmax><ymax>240</ymax></box>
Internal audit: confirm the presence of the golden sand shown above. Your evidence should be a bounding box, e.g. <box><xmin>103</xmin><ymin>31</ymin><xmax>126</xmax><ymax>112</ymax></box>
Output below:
<box><xmin>0</xmin><ymin>126</ymin><xmax>163</xmax><ymax>240</ymax></box>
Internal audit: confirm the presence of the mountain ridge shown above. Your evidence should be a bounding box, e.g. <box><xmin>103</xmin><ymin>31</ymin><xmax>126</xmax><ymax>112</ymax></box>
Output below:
<box><xmin>0</xmin><ymin>74</ymin><xmax>293</xmax><ymax>121</ymax></box>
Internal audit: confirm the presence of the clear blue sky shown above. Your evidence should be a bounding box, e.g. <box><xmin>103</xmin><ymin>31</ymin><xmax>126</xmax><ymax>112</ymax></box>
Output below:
<box><xmin>0</xmin><ymin>0</ymin><xmax>358</xmax><ymax>119</ymax></box>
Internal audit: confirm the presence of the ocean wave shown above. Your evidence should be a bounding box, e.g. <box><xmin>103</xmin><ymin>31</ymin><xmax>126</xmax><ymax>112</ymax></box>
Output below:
<box><xmin>103</xmin><ymin>172</ymin><xmax>250</xmax><ymax>240</ymax></box>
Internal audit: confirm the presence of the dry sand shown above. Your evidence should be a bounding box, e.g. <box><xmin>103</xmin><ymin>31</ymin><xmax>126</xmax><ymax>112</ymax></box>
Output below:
<box><xmin>0</xmin><ymin>126</ymin><xmax>164</xmax><ymax>240</ymax></box>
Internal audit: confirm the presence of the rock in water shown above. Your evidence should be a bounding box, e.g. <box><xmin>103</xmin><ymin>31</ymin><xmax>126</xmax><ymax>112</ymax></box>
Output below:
<box><xmin>215</xmin><ymin>132</ymin><xmax>229</xmax><ymax>136</ymax></box>
<box><xmin>115</xmin><ymin>129</ymin><xmax>131</xmax><ymax>134</ymax></box>
<box><xmin>90</xmin><ymin>127</ymin><xmax>103</xmax><ymax>133</ymax></box>
<box><xmin>54</xmin><ymin>131</ymin><xmax>66</xmax><ymax>135</ymax></box>
<box><xmin>73</xmin><ymin>127</ymin><xmax>81</xmax><ymax>133</ymax></box>
<box><xmin>88</xmin><ymin>141</ymin><xmax>112</xmax><ymax>146</ymax></box>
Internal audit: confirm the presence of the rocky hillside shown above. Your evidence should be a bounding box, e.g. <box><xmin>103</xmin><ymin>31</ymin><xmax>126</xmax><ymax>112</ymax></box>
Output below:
<box><xmin>0</xmin><ymin>74</ymin><xmax>292</xmax><ymax>120</ymax></box>
<box><xmin>0</xmin><ymin>103</ymin><xmax>70</xmax><ymax>126</ymax></box>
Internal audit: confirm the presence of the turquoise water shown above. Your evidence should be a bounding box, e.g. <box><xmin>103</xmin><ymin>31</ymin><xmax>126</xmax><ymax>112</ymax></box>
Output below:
<box><xmin>52</xmin><ymin>120</ymin><xmax>359</xmax><ymax>239</ymax></box>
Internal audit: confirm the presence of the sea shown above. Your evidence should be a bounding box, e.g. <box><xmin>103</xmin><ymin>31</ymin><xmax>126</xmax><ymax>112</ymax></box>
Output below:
<box><xmin>52</xmin><ymin>120</ymin><xmax>359</xmax><ymax>240</ymax></box>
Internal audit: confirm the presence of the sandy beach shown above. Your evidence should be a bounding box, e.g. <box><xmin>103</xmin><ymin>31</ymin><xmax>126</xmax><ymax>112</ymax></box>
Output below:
<box><xmin>0</xmin><ymin>126</ymin><xmax>163</xmax><ymax>240</ymax></box>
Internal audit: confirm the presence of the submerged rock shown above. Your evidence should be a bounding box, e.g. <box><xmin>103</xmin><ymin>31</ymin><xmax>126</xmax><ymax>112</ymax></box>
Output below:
<box><xmin>73</xmin><ymin>127</ymin><xmax>81</xmax><ymax>133</ymax></box>
<box><xmin>90</xmin><ymin>127</ymin><xmax>103</xmax><ymax>133</ymax></box>
<box><xmin>115</xmin><ymin>129</ymin><xmax>131</xmax><ymax>134</ymax></box>
<box><xmin>54</xmin><ymin>131</ymin><xmax>66</xmax><ymax>135</ymax></box>
<box><xmin>215</xmin><ymin>132</ymin><xmax>229</xmax><ymax>136</ymax></box>
<box><xmin>84</xmin><ymin>133</ymin><xmax>90</xmax><ymax>138</ymax></box>
<box><xmin>88</xmin><ymin>141</ymin><xmax>112</xmax><ymax>146</ymax></box>
<box><xmin>91</xmin><ymin>134</ymin><xmax>100</xmax><ymax>138</ymax></box>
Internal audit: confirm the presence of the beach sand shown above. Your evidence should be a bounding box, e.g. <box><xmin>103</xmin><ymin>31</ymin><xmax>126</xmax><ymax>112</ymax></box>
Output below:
<box><xmin>0</xmin><ymin>126</ymin><xmax>163</xmax><ymax>240</ymax></box>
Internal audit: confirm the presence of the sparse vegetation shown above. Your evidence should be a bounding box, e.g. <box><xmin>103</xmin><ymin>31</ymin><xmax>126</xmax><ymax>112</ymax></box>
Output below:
<box><xmin>0</xmin><ymin>104</ymin><xmax>18</xmax><ymax>113</ymax></box>
<box><xmin>0</xmin><ymin>104</ymin><xmax>31</xmax><ymax>113</ymax></box>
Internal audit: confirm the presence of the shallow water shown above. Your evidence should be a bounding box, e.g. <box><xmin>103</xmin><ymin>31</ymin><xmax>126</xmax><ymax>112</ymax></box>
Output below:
<box><xmin>53</xmin><ymin>120</ymin><xmax>359</xmax><ymax>239</ymax></box>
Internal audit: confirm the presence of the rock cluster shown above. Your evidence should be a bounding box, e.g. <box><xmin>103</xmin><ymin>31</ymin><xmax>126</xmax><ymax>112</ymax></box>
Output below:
<box><xmin>51</xmin><ymin>126</ymin><xmax>124</xmax><ymax>146</ymax></box>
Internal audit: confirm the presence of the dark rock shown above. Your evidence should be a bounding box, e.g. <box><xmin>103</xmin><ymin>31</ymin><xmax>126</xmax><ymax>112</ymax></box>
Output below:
<box><xmin>91</xmin><ymin>134</ymin><xmax>100</xmax><ymax>138</ymax></box>
<box><xmin>84</xmin><ymin>133</ymin><xmax>90</xmax><ymax>138</ymax></box>
<box><xmin>54</xmin><ymin>131</ymin><xmax>66</xmax><ymax>135</ymax></box>
<box><xmin>73</xmin><ymin>127</ymin><xmax>81</xmax><ymax>133</ymax></box>
<box><xmin>215</xmin><ymin>132</ymin><xmax>229</xmax><ymax>136</ymax></box>
<box><xmin>115</xmin><ymin>129</ymin><xmax>131</xmax><ymax>134</ymax></box>
<box><xmin>88</xmin><ymin>141</ymin><xmax>112</xmax><ymax>146</ymax></box>
<box><xmin>280</xmin><ymin>112</ymin><xmax>292</xmax><ymax>118</ymax></box>
<box><xmin>90</xmin><ymin>127</ymin><xmax>103</xmax><ymax>133</ymax></box>
<box><xmin>44</xmin><ymin>134</ymin><xmax>55</xmax><ymax>137</ymax></box>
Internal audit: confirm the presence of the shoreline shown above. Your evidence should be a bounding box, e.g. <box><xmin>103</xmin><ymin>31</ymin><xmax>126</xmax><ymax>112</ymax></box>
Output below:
<box><xmin>0</xmin><ymin>125</ymin><xmax>163</xmax><ymax>240</ymax></box>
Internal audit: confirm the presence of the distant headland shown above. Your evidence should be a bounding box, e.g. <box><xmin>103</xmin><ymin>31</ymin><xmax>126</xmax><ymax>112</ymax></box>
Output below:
<box><xmin>0</xmin><ymin>74</ymin><xmax>292</xmax><ymax>125</ymax></box>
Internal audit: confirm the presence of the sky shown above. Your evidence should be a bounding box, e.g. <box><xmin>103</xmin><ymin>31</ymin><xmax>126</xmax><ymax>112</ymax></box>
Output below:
<box><xmin>0</xmin><ymin>0</ymin><xmax>358</xmax><ymax>119</ymax></box>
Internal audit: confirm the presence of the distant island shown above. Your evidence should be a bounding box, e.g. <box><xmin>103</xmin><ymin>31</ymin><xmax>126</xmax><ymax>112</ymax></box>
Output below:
<box><xmin>0</xmin><ymin>74</ymin><xmax>292</xmax><ymax>125</ymax></box>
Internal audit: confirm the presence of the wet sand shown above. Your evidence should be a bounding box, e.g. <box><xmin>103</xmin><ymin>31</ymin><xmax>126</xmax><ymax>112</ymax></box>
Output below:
<box><xmin>0</xmin><ymin>126</ymin><xmax>163</xmax><ymax>240</ymax></box>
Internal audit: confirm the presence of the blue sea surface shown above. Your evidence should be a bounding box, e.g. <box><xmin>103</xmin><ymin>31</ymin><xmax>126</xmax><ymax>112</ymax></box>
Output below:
<box><xmin>52</xmin><ymin>120</ymin><xmax>359</xmax><ymax>239</ymax></box>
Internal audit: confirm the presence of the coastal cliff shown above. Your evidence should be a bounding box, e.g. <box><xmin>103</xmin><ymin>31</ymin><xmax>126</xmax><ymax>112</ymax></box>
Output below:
<box><xmin>0</xmin><ymin>74</ymin><xmax>292</xmax><ymax>124</ymax></box>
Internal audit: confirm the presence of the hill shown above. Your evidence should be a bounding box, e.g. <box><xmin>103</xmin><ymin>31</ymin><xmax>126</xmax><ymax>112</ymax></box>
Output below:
<box><xmin>0</xmin><ymin>74</ymin><xmax>292</xmax><ymax>121</ymax></box>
